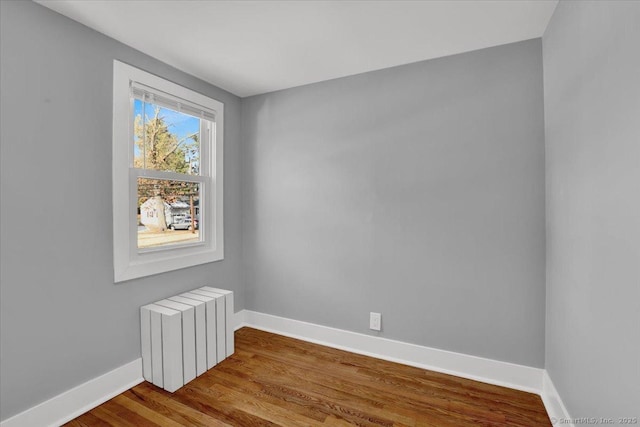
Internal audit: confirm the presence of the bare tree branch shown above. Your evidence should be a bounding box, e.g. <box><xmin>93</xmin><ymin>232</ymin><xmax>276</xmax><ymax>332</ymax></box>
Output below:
<box><xmin>161</xmin><ymin>132</ymin><xmax>199</xmax><ymax>163</ymax></box>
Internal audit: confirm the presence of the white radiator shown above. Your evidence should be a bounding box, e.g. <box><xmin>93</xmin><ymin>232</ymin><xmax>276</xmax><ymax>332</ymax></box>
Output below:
<box><xmin>140</xmin><ymin>287</ymin><xmax>234</xmax><ymax>392</ymax></box>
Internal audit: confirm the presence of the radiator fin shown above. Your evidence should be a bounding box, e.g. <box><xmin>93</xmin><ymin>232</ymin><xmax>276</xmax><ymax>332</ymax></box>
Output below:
<box><xmin>140</xmin><ymin>287</ymin><xmax>234</xmax><ymax>392</ymax></box>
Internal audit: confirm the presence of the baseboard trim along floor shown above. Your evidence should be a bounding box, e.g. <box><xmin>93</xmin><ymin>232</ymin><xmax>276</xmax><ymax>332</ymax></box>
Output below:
<box><xmin>237</xmin><ymin>309</ymin><xmax>574</xmax><ymax>427</ymax></box>
<box><xmin>1</xmin><ymin>309</ymin><xmax>573</xmax><ymax>427</ymax></box>
<box><xmin>238</xmin><ymin>310</ymin><xmax>543</xmax><ymax>393</ymax></box>
<box><xmin>541</xmin><ymin>370</ymin><xmax>575</xmax><ymax>427</ymax></box>
<box><xmin>0</xmin><ymin>359</ymin><xmax>144</xmax><ymax>427</ymax></box>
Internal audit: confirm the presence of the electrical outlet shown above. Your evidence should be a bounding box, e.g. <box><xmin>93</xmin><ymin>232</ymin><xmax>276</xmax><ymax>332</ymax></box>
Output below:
<box><xmin>370</xmin><ymin>312</ymin><xmax>382</xmax><ymax>331</ymax></box>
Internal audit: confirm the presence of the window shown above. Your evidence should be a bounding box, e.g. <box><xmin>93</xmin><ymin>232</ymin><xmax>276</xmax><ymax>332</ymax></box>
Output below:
<box><xmin>113</xmin><ymin>61</ymin><xmax>223</xmax><ymax>282</ymax></box>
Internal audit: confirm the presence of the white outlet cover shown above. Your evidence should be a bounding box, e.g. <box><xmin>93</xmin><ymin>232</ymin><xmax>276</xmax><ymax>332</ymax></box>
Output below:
<box><xmin>370</xmin><ymin>312</ymin><xmax>382</xmax><ymax>331</ymax></box>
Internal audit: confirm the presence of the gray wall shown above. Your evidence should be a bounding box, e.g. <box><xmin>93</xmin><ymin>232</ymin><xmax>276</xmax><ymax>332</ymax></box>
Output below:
<box><xmin>0</xmin><ymin>1</ymin><xmax>243</xmax><ymax>420</ymax></box>
<box><xmin>241</xmin><ymin>39</ymin><xmax>546</xmax><ymax>368</ymax></box>
<box><xmin>543</xmin><ymin>1</ymin><xmax>640</xmax><ymax>418</ymax></box>
<box><xmin>14</xmin><ymin>0</ymin><xmax>637</xmax><ymax>420</ymax></box>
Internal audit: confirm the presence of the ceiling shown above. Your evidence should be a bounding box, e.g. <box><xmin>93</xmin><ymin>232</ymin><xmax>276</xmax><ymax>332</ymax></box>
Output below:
<box><xmin>36</xmin><ymin>0</ymin><xmax>558</xmax><ymax>97</ymax></box>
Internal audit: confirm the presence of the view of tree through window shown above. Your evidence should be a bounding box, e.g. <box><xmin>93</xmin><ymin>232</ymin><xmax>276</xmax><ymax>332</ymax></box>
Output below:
<box><xmin>134</xmin><ymin>99</ymin><xmax>203</xmax><ymax>249</ymax></box>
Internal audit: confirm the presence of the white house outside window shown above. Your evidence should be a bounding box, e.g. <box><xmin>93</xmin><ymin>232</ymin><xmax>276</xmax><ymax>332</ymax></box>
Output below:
<box><xmin>112</xmin><ymin>61</ymin><xmax>224</xmax><ymax>282</ymax></box>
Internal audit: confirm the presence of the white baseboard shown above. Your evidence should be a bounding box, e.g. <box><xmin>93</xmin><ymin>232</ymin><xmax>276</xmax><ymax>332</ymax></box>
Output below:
<box><xmin>541</xmin><ymin>370</ymin><xmax>574</xmax><ymax>427</ymax></box>
<box><xmin>233</xmin><ymin>309</ymin><xmax>247</xmax><ymax>331</ymax></box>
<box><xmin>0</xmin><ymin>359</ymin><xmax>143</xmax><ymax>427</ymax></box>
<box><xmin>236</xmin><ymin>309</ymin><xmax>544</xmax><ymax>394</ymax></box>
<box><xmin>2</xmin><ymin>311</ymin><xmax>562</xmax><ymax>426</ymax></box>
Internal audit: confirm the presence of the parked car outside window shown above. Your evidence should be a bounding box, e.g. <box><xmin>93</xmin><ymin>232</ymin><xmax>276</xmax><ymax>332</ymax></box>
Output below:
<box><xmin>169</xmin><ymin>216</ymin><xmax>199</xmax><ymax>230</ymax></box>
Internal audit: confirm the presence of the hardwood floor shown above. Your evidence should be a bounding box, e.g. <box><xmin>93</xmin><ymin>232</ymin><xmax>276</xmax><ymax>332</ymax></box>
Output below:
<box><xmin>66</xmin><ymin>327</ymin><xmax>551</xmax><ymax>426</ymax></box>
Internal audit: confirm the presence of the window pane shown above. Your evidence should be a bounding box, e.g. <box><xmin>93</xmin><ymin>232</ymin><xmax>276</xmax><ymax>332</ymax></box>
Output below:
<box><xmin>137</xmin><ymin>178</ymin><xmax>201</xmax><ymax>249</ymax></box>
<box><xmin>133</xmin><ymin>99</ymin><xmax>201</xmax><ymax>175</ymax></box>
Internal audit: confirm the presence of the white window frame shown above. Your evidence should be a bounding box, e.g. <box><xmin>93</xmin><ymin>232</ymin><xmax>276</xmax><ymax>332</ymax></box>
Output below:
<box><xmin>112</xmin><ymin>60</ymin><xmax>224</xmax><ymax>282</ymax></box>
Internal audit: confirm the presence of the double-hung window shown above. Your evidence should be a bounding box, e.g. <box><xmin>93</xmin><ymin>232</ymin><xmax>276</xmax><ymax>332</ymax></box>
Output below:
<box><xmin>112</xmin><ymin>61</ymin><xmax>224</xmax><ymax>282</ymax></box>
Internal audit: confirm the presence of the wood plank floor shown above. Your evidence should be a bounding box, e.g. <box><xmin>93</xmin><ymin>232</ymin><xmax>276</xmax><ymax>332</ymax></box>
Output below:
<box><xmin>67</xmin><ymin>327</ymin><xmax>551</xmax><ymax>426</ymax></box>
